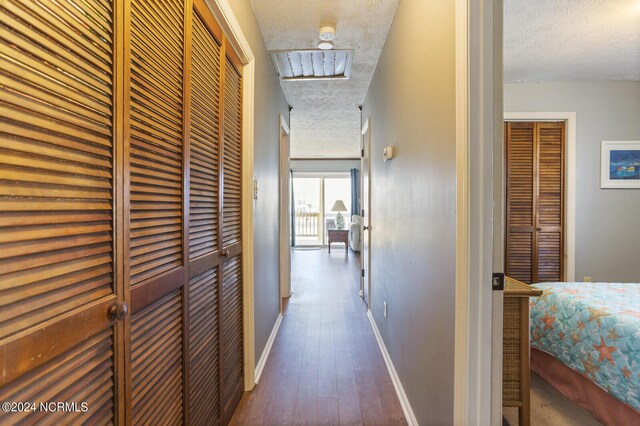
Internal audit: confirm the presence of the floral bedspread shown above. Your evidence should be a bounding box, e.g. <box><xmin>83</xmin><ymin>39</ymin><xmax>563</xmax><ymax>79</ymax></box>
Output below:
<box><xmin>530</xmin><ymin>282</ymin><xmax>640</xmax><ymax>412</ymax></box>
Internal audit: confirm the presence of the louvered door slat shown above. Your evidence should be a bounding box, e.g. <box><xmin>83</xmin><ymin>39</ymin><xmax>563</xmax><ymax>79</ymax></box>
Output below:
<box><xmin>10</xmin><ymin>0</ymin><xmax>113</xmax><ymax>66</ymax></box>
<box><xmin>0</xmin><ymin>5</ymin><xmax>117</xmax><ymax>420</ymax></box>
<box><xmin>127</xmin><ymin>1</ymin><xmax>190</xmax><ymax>424</ymax></box>
<box><xmin>536</xmin><ymin>123</ymin><xmax>564</xmax><ymax>282</ymax></box>
<box><xmin>189</xmin><ymin>12</ymin><xmax>221</xmax><ymax>261</ymax></box>
<box><xmin>505</xmin><ymin>123</ymin><xmax>535</xmax><ymax>283</ymax></box>
<box><xmin>0</xmin><ymin>10</ymin><xmax>111</xmax><ymax>85</ymax></box>
<box><xmin>0</xmin><ymin>330</ymin><xmax>115</xmax><ymax>425</ymax></box>
<box><xmin>219</xmin><ymin>53</ymin><xmax>244</xmax><ymax>425</ymax></box>
<box><xmin>222</xmin><ymin>60</ymin><xmax>242</xmax><ymax>248</ymax></box>
<box><xmin>220</xmin><ymin>255</ymin><xmax>243</xmax><ymax>424</ymax></box>
<box><xmin>189</xmin><ymin>269</ymin><xmax>221</xmax><ymax>426</ymax></box>
<box><xmin>186</xmin><ymin>9</ymin><xmax>224</xmax><ymax>425</ymax></box>
<box><xmin>537</xmin><ymin>125</ymin><xmax>563</xmax><ymax>228</ymax></box>
<box><xmin>129</xmin><ymin>0</ymin><xmax>184</xmax><ymax>286</ymax></box>
<box><xmin>131</xmin><ymin>290</ymin><xmax>183</xmax><ymax>425</ymax></box>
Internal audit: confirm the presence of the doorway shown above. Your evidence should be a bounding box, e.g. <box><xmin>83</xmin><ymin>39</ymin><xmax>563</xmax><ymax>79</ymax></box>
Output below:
<box><xmin>279</xmin><ymin>115</ymin><xmax>291</xmax><ymax>305</ymax></box>
<box><xmin>504</xmin><ymin>113</ymin><xmax>577</xmax><ymax>282</ymax></box>
<box><xmin>291</xmin><ymin>173</ymin><xmax>353</xmax><ymax>247</ymax></box>
<box><xmin>360</xmin><ymin>118</ymin><xmax>371</xmax><ymax>307</ymax></box>
<box><xmin>287</xmin><ymin>171</ymin><xmax>361</xmax><ymax>312</ymax></box>
<box><xmin>292</xmin><ymin>176</ymin><xmax>324</xmax><ymax>246</ymax></box>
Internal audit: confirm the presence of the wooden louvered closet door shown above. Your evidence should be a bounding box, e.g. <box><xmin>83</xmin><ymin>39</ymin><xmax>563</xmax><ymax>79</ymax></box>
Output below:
<box><xmin>1</xmin><ymin>0</ymin><xmax>244</xmax><ymax>424</ymax></box>
<box><xmin>0</xmin><ymin>0</ymin><xmax>122</xmax><ymax>424</ymax></box>
<box><xmin>536</xmin><ymin>123</ymin><xmax>564</xmax><ymax>282</ymax></box>
<box><xmin>505</xmin><ymin>122</ymin><xmax>564</xmax><ymax>284</ymax></box>
<box><xmin>127</xmin><ymin>0</ymin><xmax>188</xmax><ymax>423</ymax></box>
<box><xmin>188</xmin><ymin>3</ymin><xmax>224</xmax><ymax>425</ymax></box>
<box><xmin>220</xmin><ymin>53</ymin><xmax>244</xmax><ymax>425</ymax></box>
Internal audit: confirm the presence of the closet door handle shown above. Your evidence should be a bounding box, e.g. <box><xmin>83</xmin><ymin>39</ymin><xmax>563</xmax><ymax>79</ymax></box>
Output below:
<box><xmin>536</xmin><ymin>227</ymin><xmax>542</xmax><ymax>231</ymax></box>
<box><xmin>363</xmin><ymin>226</ymin><xmax>369</xmax><ymax>231</ymax></box>
<box><xmin>223</xmin><ymin>249</ymin><xmax>230</xmax><ymax>259</ymax></box>
<box><xmin>109</xmin><ymin>302</ymin><xmax>129</xmax><ymax>322</ymax></box>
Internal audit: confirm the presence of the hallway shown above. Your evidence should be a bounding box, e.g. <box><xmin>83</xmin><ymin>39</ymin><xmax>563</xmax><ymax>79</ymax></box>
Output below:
<box><xmin>230</xmin><ymin>248</ymin><xmax>406</xmax><ymax>425</ymax></box>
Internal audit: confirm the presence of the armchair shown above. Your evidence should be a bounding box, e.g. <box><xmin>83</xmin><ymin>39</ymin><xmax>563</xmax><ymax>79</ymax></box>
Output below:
<box><xmin>348</xmin><ymin>215</ymin><xmax>362</xmax><ymax>253</ymax></box>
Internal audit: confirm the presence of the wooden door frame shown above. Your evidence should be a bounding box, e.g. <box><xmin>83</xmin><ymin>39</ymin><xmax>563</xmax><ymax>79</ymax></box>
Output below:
<box><xmin>360</xmin><ymin>118</ymin><xmax>371</xmax><ymax>308</ymax></box>
<box><xmin>279</xmin><ymin>114</ymin><xmax>291</xmax><ymax>309</ymax></box>
<box><xmin>203</xmin><ymin>0</ymin><xmax>257</xmax><ymax>392</ymax></box>
<box><xmin>504</xmin><ymin>113</ymin><xmax>576</xmax><ymax>282</ymax></box>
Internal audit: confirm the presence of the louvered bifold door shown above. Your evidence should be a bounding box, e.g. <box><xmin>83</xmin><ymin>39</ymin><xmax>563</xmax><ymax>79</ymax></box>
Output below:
<box><xmin>0</xmin><ymin>0</ymin><xmax>121</xmax><ymax>424</ymax></box>
<box><xmin>188</xmin><ymin>3</ymin><xmax>224</xmax><ymax>425</ymax></box>
<box><xmin>506</xmin><ymin>122</ymin><xmax>565</xmax><ymax>284</ymax></box>
<box><xmin>220</xmin><ymin>55</ymin><xmax>244</xmax><ymax>425</ymax></box>
<box><xmin>536</xmin><ymin>123</ymin><xmax>564</xmax><ymax>282</ymax></box>
<box><xmin>128</xmin><ymin>0</ymin><xmax>187</xmax><ymax>423</ymax></box>
<box><xmin>505</xmin><ymin>122</ymin><xmax>536</xmax><ymax>283</ymax></box>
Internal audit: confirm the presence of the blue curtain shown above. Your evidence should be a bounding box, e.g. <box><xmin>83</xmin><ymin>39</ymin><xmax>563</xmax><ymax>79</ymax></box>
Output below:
<box><xmin>290</xmin><ymin>170</ymin><xmax>295</xmax><ymax>247</ymax></box>
<box><xmin>350</xmin><ymin>168</ymin><xmax>360</xmax><ymax>217</ymax></box>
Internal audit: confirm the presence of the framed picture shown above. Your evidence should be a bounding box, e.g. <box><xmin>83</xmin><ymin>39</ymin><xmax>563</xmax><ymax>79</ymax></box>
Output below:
<box><xmin>601</xmin><ymin>141</ymin><xmax>640</xmax><ymax>189</ymax></box>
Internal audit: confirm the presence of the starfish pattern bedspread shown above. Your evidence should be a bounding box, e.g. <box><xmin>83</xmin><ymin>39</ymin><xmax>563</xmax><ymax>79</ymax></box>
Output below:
<box><xmin>530</xmin><ymin>282</ymin><xmax>640</xmax><ymax>412</ymax></box>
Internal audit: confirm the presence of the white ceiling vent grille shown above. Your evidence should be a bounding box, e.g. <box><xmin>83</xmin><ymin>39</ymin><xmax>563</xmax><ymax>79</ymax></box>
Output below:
<box><xmin>270</xmin><ymin>49</ymin><xmax>354</xmax><ymax>81</ymax></box>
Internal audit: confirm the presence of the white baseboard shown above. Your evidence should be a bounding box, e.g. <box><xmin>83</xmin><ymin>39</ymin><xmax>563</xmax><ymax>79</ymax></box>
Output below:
<box><xmin>254</xmin><ymin>312</ymin><xmax>283</xmax><ymax>383</ymax></box>
<box><xmin>367</xmin><ymin>310</ymin><xmax>418</xmax><ymax>426</ymax></box>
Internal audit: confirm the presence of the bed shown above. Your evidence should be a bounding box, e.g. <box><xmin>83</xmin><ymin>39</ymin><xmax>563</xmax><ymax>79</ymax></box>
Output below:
<box><xmin>529</xmin><ymin>282</ymin><xmax>640</xmax><ymax>424</ymax></box>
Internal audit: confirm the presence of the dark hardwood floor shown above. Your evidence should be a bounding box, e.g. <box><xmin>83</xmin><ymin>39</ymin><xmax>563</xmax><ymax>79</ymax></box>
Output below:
<box><xmin>230</xmin><ymin>247</ymin><xmax>406</xmax><ymax>425</ymax></box>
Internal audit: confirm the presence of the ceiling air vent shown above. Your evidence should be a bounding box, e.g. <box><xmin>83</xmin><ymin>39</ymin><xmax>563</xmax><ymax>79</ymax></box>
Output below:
<box><xmin>270</xmin><ymin>49</ymin><xmax>354</xmax><ymax>81</ymax></box>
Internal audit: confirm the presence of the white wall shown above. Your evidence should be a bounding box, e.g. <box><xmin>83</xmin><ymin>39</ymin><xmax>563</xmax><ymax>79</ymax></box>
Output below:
<box><xmin>505</xmin><ymin>82</ymin><xmax>640</xmax><ymax>282</ymax></box>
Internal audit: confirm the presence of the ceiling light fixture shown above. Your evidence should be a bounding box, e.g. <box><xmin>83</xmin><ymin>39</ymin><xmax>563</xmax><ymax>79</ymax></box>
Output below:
<box><xmin>318</xmin><ymin>20</ymin><xmax>336</xmax><ymax>50</ymax></box>
<box><xmin>317</xmin><ymin>40</ymin><xmax>334</xmax><ymax>50</ymax></box>
<box><xmin>319</xmin><ymin>23</ymin><xmax>336</xmax><ymax>41</ymax></box>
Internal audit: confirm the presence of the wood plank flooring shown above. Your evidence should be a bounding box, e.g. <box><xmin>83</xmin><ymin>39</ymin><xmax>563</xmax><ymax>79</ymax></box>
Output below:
<box><xmin>230</xmin><ymin>247</ymin><xmax>406</xmax><ymax>425</ymax></box>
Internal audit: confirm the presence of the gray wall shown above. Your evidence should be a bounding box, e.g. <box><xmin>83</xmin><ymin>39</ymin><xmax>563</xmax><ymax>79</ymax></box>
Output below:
<box><xmin>228</xmin><ymin>0</ymin><xmax>289</xmax><ymax>362</ymax></box>
<box><xmin>504</xmin><ymin>82</ymin><xmax>640</xmax><ymax>282</ymax></box>
<box><xmin>362</xmin><ymin>0</ymin><xmax>456</xmax><ymax>423</ymax></box>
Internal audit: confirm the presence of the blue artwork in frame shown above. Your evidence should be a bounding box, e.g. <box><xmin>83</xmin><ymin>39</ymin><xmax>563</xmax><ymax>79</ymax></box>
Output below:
<box><xmin>601</xmin><ymin>141</ymin><xmax>640</xmax><ymax>188</ymax></box>
<box><xmin>609</xmin><ymin>150</ymin><xmax>640</xmax><ymax>180</ymax></box>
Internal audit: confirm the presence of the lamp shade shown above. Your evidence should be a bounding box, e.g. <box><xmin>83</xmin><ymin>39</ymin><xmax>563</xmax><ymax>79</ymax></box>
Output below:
<box><xmin>330</xmin><ymin>200</ymin><xmax>347</xmax><ymax>212</ymax></box>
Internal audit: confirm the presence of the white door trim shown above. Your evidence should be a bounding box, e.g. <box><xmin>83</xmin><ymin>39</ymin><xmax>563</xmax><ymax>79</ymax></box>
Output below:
<box><xmin>280</xmin><ymin>113</ymin><xmax>290</xmax><ymax>134</ymax></box>
<box><xmin>361</xmin><ymin>117</ymin><xmax>369</xmax><ymax>135</ymax></box>
<box><xmin>206</xmin><ymin>0</ymin><xmax>254</xmax><ymax>64</ymax></box>
<box><xmin>279</xmin><ymin>114</ymin><xmax>291</xmax><ymax>306</ymax></box>
<box><xmin>453</xmin><ymin>0</ymin><xmax>470</xmax><ymax>420</ymax></box>
<box><xmin>503</xmin><ymin>112</ymin><xmax>576</xmax><ymax>282</ymax></box>
<box><xmin>204</xmin><ymin>0</ymin><xmax>257</xmax><ymax>392</ymax></box>
<box><xmin>360</xmin><ymin>118</ymin><xmax>371</xmax><ymax>307</ymax></box>
<box><xmin>455</xmin><ymin>0</ymin><xmax>502</xmax><ymax>425</ymax></box>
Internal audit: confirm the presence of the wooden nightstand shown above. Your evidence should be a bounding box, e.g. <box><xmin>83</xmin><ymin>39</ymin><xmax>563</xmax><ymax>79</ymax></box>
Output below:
<box><xmin>327</xmin><ymin>229</ymin><xmax>349</xmax><ymax>253</ymax></box>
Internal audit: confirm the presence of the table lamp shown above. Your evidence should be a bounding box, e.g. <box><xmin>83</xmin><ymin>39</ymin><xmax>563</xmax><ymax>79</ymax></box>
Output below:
<box><xmin>330</xmin><ymin>200</ymin><xmax>348</xmax><ymax>229</ymax></box>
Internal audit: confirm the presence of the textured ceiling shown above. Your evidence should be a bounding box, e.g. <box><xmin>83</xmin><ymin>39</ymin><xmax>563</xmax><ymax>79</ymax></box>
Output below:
<box><xmin>504</xmin><ymin>0</ymin><xmax>640</xmax><ymax>82</ymax></box>
<box><xmin>251</xmin><ymin>0</ymin><xmax>639</xmax><ymax>156</ymax></box>
<box><xmin>250</xmin><ymin>0</ymin><xmax>399</xmax><ymax>157</ymax></box>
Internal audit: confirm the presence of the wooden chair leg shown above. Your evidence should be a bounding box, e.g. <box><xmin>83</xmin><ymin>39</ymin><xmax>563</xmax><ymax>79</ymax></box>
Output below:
<box><xmin>518</xmin><ymin>403</ymin><xmax>530</xmax><ymax>426</ymax></box>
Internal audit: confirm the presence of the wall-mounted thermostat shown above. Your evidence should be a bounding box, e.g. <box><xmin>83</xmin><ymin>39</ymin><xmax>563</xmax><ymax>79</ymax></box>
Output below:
<box><xmin>383</xmin><ymin>146</ymin><xmax>394</xmax><ymax>161</ymax></box>
<box><xmin>253</xmin><ymin>177</ymin><xmax>258</xmax><ymax>199</ymax></box>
